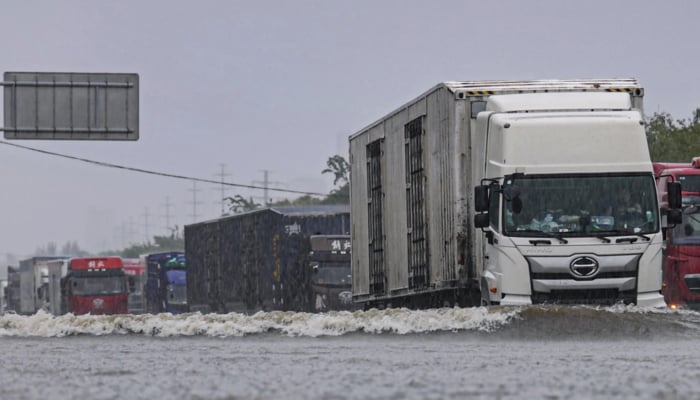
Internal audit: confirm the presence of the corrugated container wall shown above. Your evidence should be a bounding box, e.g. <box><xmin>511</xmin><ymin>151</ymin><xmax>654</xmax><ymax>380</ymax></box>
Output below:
<box><xmin>185</xmin><ymin>206</ymin><xmax>350</xmax><ymax>314</ymax></box>
<box><xmin>350</xmin><ymin>85</ymin><xmax>469</xmax><ymax>302</ymax></box>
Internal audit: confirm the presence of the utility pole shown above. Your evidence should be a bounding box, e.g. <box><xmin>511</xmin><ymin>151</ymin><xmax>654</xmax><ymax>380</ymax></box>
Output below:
<box><xmin>187</xmin><ymin>181</ymin><xmax>202</xmax><ymax>223</ymax></box>
<box><xmin>214</xmin><ymin>163</ymin><xmax>231</xmax><ymax>216</ymax></box>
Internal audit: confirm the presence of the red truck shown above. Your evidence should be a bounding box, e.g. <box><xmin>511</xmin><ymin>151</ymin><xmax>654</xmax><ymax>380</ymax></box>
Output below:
<box><xmin>48</xmin><ymin>257</ymin><xmax>129</xmax><ymax>315</ymax></box>
<box><xmin>655</xmin><ymin>157</ymin><xmax>700</xmax><ymax>309</ymax></box>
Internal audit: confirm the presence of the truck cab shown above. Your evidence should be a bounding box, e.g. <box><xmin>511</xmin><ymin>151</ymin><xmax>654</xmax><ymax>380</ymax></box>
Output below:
<box><xmin>309</xmin><ymin>235</ymin><xmax>354</xmax><ymax>311</ymax></box>
<box><xmin>145</xmin><ymin>252</ymin><xmax>188</xmax><ymax>314</ymax></box>
<box><xmin>655</xmin><ymin>157</ymin><xmax>700</xmax><ymax>309</ymax></box>
<box><xmin>59</xmin><ymin>257</ymin><xmax>128</xmax><ymax>315</ymax></box>
<box><xmin>473</xmin><ymin>91</ymin><xmax>670</xmax><ymax>307</ymax></box>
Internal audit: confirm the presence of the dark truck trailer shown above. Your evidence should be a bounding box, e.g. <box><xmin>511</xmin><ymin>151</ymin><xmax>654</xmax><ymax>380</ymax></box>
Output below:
<box><xmin>185</xmin><ymin>205</ymin><xmax>350</xmax><ymax>314</ymax></box>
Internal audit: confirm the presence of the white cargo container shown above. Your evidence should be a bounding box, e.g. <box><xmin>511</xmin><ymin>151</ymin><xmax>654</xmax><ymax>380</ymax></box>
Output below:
<box><xmin>18</xmin><ymin>257</ymin><xmax>68</xmax><ymax>314</ymax></box>
<box><xmin>349</xmin><ymin>79</ymin><xmax>675</xmax><ymax>308</ymax></box>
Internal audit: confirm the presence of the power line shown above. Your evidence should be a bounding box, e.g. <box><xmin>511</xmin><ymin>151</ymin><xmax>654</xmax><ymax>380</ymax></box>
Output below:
<box><xmin>0</xmin><ymin>140</ymin><xmax>328</xmax><ymax>197</ymax></box>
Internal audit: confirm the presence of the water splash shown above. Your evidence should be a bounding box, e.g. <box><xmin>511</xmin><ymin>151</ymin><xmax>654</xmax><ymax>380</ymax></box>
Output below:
<box><xmin>0</xmin><ymin>307</ymin><xmax>518</xmax><ymax>338</ymax></box>
<box><xmin>1</xmin><ymin>305</ymin><xmax>698</xmax><ymax>338</ymax></box>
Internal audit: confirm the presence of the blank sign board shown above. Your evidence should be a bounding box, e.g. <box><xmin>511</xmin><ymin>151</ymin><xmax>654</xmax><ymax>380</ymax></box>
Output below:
<box><xmin>3</xmin><ymin>72</ymin><xmax>139</xmax><ymax>140</ymax></box>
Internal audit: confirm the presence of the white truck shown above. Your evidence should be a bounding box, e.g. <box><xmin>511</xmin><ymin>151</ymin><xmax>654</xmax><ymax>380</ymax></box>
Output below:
<box><xmin>349</xmin><ymin>79</ymin><xmax>679</xmax><ymax>309</ymax></box>
<box><xmin>18</xmin><ymin>257</ymin><xmax>58</xmax><ymax>314</ymax></box>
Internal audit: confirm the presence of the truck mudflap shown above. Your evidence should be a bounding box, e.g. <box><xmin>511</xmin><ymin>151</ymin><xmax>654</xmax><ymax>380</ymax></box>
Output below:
<box><xmin>636</xmin><ymin>292</ymin><xmax>666</xmax><ymax>308</ymax></box>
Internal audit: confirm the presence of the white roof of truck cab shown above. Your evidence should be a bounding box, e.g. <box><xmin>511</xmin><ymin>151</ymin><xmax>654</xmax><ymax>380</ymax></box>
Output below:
<box><xmin>444</xmin><ymin>78</ymin><xmax>641</xmax><ymax>95</ymax></box>
<box><xmin>486</xmin><ymin>92</ymin><xmax>632</xmax><ymax>113</ymax></box>
<box><xmin>486</xmin><ymin>110</ymin><xmax>650</xmax><ymax>175</ymax></box>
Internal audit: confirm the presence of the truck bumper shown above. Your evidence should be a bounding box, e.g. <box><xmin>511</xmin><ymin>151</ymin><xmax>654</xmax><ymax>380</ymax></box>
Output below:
<box><xmin>500</xmin><ymin>294</ymin><xmax>532</xmax><ymax>306</ymax></box>
<box><xmin>636</xmin><ymin>291</ymin><xmax>666</xmax><ymax>308</ymax></box>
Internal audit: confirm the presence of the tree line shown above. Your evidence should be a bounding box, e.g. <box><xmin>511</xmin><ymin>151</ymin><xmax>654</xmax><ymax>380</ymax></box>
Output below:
<box><xmin>646</xmin><ymin>109</ymin><xmax>700</xmax><ymax>162</ymax></box>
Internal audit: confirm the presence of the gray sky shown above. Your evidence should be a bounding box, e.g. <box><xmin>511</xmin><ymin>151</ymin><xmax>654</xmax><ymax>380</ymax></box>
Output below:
<box><xmin>0</xmin><ymin>0</ymin><xmax>698</xmax><ymax>260</ymax></box>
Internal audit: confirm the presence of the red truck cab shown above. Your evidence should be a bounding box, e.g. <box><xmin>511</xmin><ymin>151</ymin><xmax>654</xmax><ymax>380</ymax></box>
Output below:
<box><xmin>65</xmin><ymin>257</ymin><xmax>128</xmax><ymax>315</ymax></box>
<box><xmin>655</xmin><ymin>157</ymin><xmax>700</xmax><ymax>309</ymax></box>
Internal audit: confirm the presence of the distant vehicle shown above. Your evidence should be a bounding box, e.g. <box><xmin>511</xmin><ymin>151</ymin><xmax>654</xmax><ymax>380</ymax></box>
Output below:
<box><xmin>655</xmin><ymin>157</ymin><xmax>700</xmax><ymax>309</ymax></box>
<box><xmin>0</xmin><ymin>278</ymin><xmax>7</xmax><ymax>313</ymax></box>
<box><xmin>144</xmin><ymin>252</ymin><xmax>188</xmax><ymax>314</ymax></box>
<box><xmin>47</xmin><ymin>257</ymin><xmax>128</xmax><ymax>315</ymax></box>
<box><xmin>185</xmin><ymin>205</ymin><xmax>350</xmax><ymax>313</ymax></box>
<box><xmin>349</xmin><ymin>79</ymin><xmax>681</xmax><ymax>309</ymax></box>
<box><xmin>5</xmin><ymin>266</ymin><xmax>20</xmax><ymax>313</ymax></box>
<box><xmin>16</xmin><ymin>256</ymin><xmax>68</xmax><ymax>314</ymax></box>
<box><xmin>309</xmin><ymin>235</ymin><xmax>356</xmax><ymax>311</ymax></box>
<box><xmin>123</xmin><ymin>258</ymin><xmax>147</xmax><ymax>314</ymax></box>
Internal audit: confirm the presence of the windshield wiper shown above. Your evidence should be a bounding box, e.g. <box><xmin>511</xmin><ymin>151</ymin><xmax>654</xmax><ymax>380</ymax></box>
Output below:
<box><xmin>593</xmin><ymin>229</ymin><xmax>651</xmax><ymax>242</ymax></box>
<box><xmin>593</xmin><ymin>235</ymin><xmax>612</xmax><ymax>243</ymax></box>
<box><xmin>511</xmin><ymin>229</ymin><xmax>568</xmax><ymax>244</ymax></box>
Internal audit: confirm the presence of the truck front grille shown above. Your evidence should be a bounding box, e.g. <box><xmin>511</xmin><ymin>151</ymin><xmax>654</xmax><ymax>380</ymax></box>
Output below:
<box><xmin>532</xmin><ymin>289</ymin><xmax>636</xmax><ymax>305</ymax></box>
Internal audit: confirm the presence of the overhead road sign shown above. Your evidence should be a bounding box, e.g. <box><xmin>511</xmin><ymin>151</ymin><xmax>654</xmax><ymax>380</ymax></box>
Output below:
<box><xmin>2</xmin><ymin>72</ymin><xmax>139</xmax><ymax>140</ymax></box>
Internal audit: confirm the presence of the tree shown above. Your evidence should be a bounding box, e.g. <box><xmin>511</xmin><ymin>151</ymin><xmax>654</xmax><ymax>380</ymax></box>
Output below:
<box><xmin>35</xmin><ymin>241</ymin><xmax>89</xmax><ymax>257</ymax></box>
<box><xmin>101</xmin><ymin>234</ymin><xmax>185</xmax><ymax>258</ymax></box>
<box><xmin>646</xmin><ymin>109</ymin><xmax>700</xmax><ymax>162</ymax></box>
<box><xmin>225</xmin><ymin>195</ymin><xmax>261</xmax><ymax>214</ymax></box>
<box><xmin>322</xmin><ymin>155</ymin><xmax>350</xmax><ymax>186</ymax></box>
<box><xmin>322</xmin><ymin>155</ymin><xmax>350</xmax><ymax>204</ymax></box>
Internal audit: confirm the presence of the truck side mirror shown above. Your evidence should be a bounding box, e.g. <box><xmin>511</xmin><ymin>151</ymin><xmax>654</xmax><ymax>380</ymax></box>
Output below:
<box><xmin>474</xmin><ymin>213</ymin><xmax>490</xmax><ymax>228</ymax></box>
<box><xmin>475</xmin><ymin>186</ymin><xmax>489</xmax><ymax>212</ymax></box>
<box><xmin>668</xmin><ymin>181</ymin><xmax>682</xmax><ymax>209</ymax></box>
<box><xmin>668</xmin><ymin>209</ymin><xmax>683</xmax><ymax>225</ymax></box>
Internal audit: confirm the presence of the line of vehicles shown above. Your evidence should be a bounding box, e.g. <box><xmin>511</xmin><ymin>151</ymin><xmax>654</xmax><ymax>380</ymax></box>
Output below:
<box><xmin>3</xmin><ymin>252</ymin><xmax>191</xmax><ymax>316</ymax></box>
<box><xmin>2</xmin><ymin>79</ymin><xmax>700</xmax><ymax>314</ymax></box>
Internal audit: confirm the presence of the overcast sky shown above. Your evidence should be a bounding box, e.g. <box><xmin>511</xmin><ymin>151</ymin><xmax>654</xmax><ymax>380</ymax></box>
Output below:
<box><xmin>0</xmin><ymin>0</ymin><xmax>698</xmax><ymax>262</ymax></box>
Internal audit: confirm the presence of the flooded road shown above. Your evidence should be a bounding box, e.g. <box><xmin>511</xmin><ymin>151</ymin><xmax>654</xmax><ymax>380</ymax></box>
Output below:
<box><xmin>1</xmin><ymin>306</ymin><xmax>699</xmax><ymax>399</ymax></box>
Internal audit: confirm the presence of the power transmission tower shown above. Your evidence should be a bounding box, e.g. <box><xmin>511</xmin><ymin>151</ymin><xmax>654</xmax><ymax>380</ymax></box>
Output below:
<box><xmin>128</xmin><ymin>216</ymin><xmax>138</xmax><ymax>246</ymax></box>
<box><xmin>120</xmin><ymin>221</ymin><xmax>128</xmax><ymax>249</ymax></box>
<box><xmin>252</xmin><ymin>169</ymin><xmax>284</xmax><ymax>206</ymax></box>
<box><xmin>142</xmin><ymin>207</ymin><xmax>153</xmax><ymax>244</ymax></box>
<box><xmin>187</xmin><ymin>181</ymin><xmax>202</xmax><ymax>222</ymax></box>
<box><xmin>161</xmin><ymin>196</ymin><xmax>175</xmax><ymax>236</ymax></box>
<box><xmin>214</xmin><ymin>163</ymin><xmax>231</xmax><ymax>216</ymax></box>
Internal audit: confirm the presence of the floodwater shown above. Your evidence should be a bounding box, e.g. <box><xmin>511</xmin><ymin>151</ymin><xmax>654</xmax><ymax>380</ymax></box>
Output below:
<box><xmin>1</xmin><ymin>306</ymin><xmax>700</xmax><ymax>400</ymax></box>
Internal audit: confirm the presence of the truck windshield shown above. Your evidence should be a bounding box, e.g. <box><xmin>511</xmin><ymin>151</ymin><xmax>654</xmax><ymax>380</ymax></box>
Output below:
<box><xmin>679</xmin><ymin>175</ymin><xmax>700</xmax><ymax>192</ymax></box>
<box><xmin>312</xmin><ymin>262</ymin><xmax>351</xmax><ymax>285</ymax></box>
<box><xmin>71</xmin><ymin>276</ymin><xmax>125</xmax><ymax>296</ymax></box>
<box><xmin>670</xmin><ymin>205</ymin><xmax>700</xmax><ymax>246</ymax></box>
<box><xmin>503</xmin><ymin>174</ymin><xmax>658</xmax><ymax>237</ymax></box>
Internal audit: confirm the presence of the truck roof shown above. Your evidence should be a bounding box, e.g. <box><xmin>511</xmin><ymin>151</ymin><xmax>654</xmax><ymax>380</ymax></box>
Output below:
<box><xmin>350</xmin><ymin>79</ymin><xmax>642</xmax><ymax>142</ymax></box>
<box><xmin>187</xmin><ymin>204</ymin><xmax>350</xmax><ymax>226</ymax></box>
<box><xmin>653</xmin><ymin>157</ymin><xmax>700</xmax><ymax>177</ymax></box>
<box><xmin>442</xmin><ymin>79</ymin><xmax>641</xmax><ymax>96</ymax></box>
<box><xmin>486</xmin><ymin>92</ymin><xmax>633</xmax><ymax>113</ymax></box>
